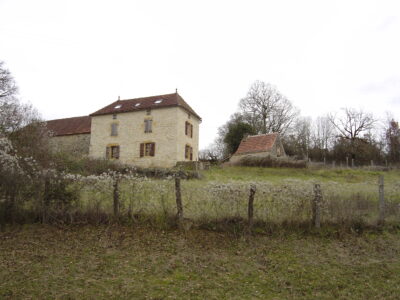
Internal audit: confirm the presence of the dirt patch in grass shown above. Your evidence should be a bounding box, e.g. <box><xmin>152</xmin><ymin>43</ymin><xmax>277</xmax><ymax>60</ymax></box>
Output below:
<box><xmin>0</xmin><ymin>225</ymin><xmax>399</xmax><ymax>299</ymax></box>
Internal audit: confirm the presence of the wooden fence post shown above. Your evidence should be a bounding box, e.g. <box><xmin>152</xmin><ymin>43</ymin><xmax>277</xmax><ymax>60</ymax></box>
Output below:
<box><xmin>312</xmin><ymin>184</ymin><xmax>322</xmax><ymax>228</ymax></box>
<box><xmin>113</xmin><ymin>178</ymin><xmax>120</xmax><ymax>216</ymax></box>
<box><xmin>247</xmin><ymin>185</ymin><xmax>257</xmax><ymax>232</ymax></box>
<box><xmin>378</xmin><ymin>175</ymin><xmax>385</xmax><ymax>225</ymax></box>
<box><xmin>175</xmin><ymin>177</ymin><xmax>184</xmax><ymax>226</ymax></box>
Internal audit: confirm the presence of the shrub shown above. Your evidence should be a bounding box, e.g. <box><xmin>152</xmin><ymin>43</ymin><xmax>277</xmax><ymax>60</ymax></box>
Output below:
<box><xmin>236</xmin><ymin>155</ymin><xmax>308</xmax><ymax>168</ymax></box>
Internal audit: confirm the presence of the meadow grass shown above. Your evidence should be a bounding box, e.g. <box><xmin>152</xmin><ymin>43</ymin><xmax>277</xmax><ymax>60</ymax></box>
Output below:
<box><xmin>71</xmin><ymin>166</ymin><xmax>400</xmax><ymax>230</ymax></box>
<box><xmin>1</xmin><ymin>168</ymin><xmax>400</xmax><ymax>299</ymax></box>
<box><xmin>0</xmin><ymin>225</ymin><xmax>399</xmax><ymax>299</ymax></box>
<box><xmin>202</xmin><ymin>165</ymin><xmax>399</xmax><ymax>184</ymax></box>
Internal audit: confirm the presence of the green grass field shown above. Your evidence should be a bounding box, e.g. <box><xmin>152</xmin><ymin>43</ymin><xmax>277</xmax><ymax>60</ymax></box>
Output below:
<box><xmin>202</xmin><ymin>165</ymin><xmax>400</xmax><ymax>184</ymax></box>
<box><xmin>0</xmin><ymin>225</ymin><xmax>399</xmax><ymax>299</ymax></box>
<box><xmin>1</xmin><ymin>167</ymin><xmax>400</xmax><ymax>299</ymax></box>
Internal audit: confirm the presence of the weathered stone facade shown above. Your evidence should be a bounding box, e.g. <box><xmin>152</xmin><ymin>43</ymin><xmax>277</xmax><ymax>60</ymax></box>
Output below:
<box><xmin>49</xmin><ymin>134</ymin><xmax>91</xmax><ymax>156</ymax></box>
<box><xmin>46</xmin><ymin>93</ymin><xmax>201</xmax><ymax>168</ymax></box>
<box><xmin>89</xmin><ymin>106</ymin><xmax>200</xmax><ymax>168</ymax></box>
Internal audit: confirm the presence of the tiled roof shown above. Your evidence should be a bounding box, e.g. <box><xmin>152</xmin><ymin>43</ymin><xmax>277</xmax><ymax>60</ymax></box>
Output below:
<box><xmin>45</xmin><ymin>116</ymin><xmax>91</xmax><ymax>136</ymax></box>
<box><xmin>90</xmin><ymin>92</ymin><xmax>202</xmax><ymax>120</ymax></box>
<box><xmin>234</xmin><ymin>133</ymin><xmax>278</xmax><ymax>155</ymax></box>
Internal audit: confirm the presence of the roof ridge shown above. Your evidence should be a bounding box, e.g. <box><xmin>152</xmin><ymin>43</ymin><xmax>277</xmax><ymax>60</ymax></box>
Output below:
<box><xmin>247</xmin><ymin>133</ymin><xmax>278</xmax><ymax>138</ymax></box>
<box><xmin>118</xmin><ymin>92</ymin><xmax>177</xmax><ymax>102</ymax></box>
<box><xmin>90</xmin><ymin>92</ymin><xmax>201</xmax><ymax>120</ymax></box>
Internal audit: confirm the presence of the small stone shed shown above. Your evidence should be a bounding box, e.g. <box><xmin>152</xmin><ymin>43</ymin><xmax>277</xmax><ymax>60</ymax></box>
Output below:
<box><xmin>230</xmin><ymin>133</ymin><xmax>286</xmax><ymax>164</ymax></box>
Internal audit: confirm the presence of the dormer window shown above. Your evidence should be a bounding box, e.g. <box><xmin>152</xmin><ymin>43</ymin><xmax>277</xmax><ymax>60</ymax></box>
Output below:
<box><xmin>135</xmin><ymin>103</ymin><xmax>141</xmax><ymax>107</ymax></box>
<box><xmin>114</xmin><ymin>104</ymin><xmax>122</xmax><ymax>109</ymax></box>
<box><xmin>154</xmin><ymin>99</ymin><xmax>163</xmax><ymax>104</ymax></box>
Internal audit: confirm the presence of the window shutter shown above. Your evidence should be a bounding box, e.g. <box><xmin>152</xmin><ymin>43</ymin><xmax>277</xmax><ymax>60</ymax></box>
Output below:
<box><xmin>106</xmin><ymin>146</ymin><xmax>110</xmax><ymax>159</ymax></box>
<box><xmin>150</xmin><ymin>143</ymin><xmax>155</xmax><ymax>156</ymax></box>
<box><xmin>140</xmin><ymin>143</ymin><xmax>144</xmax><ymax>157</ymax></box>
<box><xmin>190</xmin><ymin>147</ymin><xmax>193</xmax><ymax>161</ymax></box>
<box><xmin>149</xmin><ymin>120</ymin><xmax>152</xmax><ymax>133</ymax></box>
<box><xmin>191</xmin><ymin>124</ymin><xmax>193</xmax><ymax>138</ymax></box>
<box><xmin>116</xmin><ymin>146</ymin><xmax>120</xmax><ymax>159</ymax></box>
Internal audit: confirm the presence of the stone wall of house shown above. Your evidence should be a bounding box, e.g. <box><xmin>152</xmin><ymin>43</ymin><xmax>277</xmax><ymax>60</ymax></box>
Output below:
<box><xmin>229</xmin><ymin>151</ymin><xmax>273</xmax><ymax>164</ymax></box>
<box><xmin>176</xmin><ymin>107</ymin><xmax>200</xmax><ymax>163</ymax></box>
<box><xmin>49</xmin><ymin>133</ymin><xmax>91</xmax><ymax>156</ymax></box>
<box><xmin>89</xmin><ymin>106</ymin><xmax>201</xmax><ymax>168</ymax></box>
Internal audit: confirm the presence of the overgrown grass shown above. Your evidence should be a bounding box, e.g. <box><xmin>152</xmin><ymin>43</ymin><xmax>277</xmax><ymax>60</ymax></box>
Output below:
<box><xmin>59</xmin><ymin>166</ymin><xmax>399</xmax><ymax>231</ymax></box>
<box><xmin>3</xmin><ymin>166</ymin><xmax>400</xmax><ymax>232</ymax></box>
<box><xmin>0</xmin><ymin>225</ymin><xmax>399</xmax><ymax>299</ymax></box>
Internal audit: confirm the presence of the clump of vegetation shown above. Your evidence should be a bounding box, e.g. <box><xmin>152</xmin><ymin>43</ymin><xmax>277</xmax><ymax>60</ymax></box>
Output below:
<box><xmin>236</xmin><ymin>155</ymin><xmax>307</xmax><ymax>168</ymax></box>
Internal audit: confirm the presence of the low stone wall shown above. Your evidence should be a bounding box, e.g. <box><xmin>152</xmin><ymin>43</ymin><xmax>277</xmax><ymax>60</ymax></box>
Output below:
<box><xmin>49</xmin><ymin>133</ymin><xmax>90</xmax><ymax>157</ymax></box>
<box><xmin>230</xmin><ymin>152</ymin><xmax>272</xmax><ymax>164</ymax></box>
<box><xmin>176</xmin><ymin>161</ymin><xmax>210</xmax><ymax>171</ymax></box>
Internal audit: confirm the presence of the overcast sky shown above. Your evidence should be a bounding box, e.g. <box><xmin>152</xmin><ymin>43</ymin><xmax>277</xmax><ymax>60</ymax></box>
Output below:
<box><xmin>1</xmin><ymin>0</ymin><xmax>399</xmax><ymax>148</ymax></box>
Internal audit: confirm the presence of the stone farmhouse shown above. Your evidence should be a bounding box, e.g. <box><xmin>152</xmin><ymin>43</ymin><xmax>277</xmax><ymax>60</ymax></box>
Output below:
<box><xmin>229</xmin><ymin>133</ymin><xmax>286</xmax><ymax>164</ymax></box>
<box><xmin>46</xmin><ymin>92</ymin><xmax>201</xmax><ymax>168</ymax></box>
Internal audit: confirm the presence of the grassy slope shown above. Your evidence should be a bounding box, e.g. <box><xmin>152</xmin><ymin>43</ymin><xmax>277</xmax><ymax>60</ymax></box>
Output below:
<box><xmin>1</xmin><ymin>225</ymin><xmax>399</xmax><ymax>299</ymax></box>
<box><xmin>203</xmin><ymin>166</ymin><xmax>400</xmax><ymax>184</ymax></box>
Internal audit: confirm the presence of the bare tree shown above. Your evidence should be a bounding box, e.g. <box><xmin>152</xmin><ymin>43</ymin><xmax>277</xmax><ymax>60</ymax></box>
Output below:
<box><xmin>239</xmin><ymin>81</ymin><xmax>299</xmax><ymax>135</ymax></box>
<box><xmin>0</xmin><ymin>61</ymin><xmax>18</xmax><ymax>99</ymax></box>
<box><xmin>328</xmin><ymin>108</ymin><xmax>375</xmax><ymax>141</ymax></box>
<box><xmin>0</xmin><ymin>61</ymin><xmax>41</xmax><ymax>135</ymax></box>
<box><xmin>295</xmin><ymin>117</ymin><xmax>312</xmax><ymax>159</ymax></box>
<box><xmin>386</xmin><ymin>118</ymin><xmax>400</xmax><ymax>163</ymax></box>
<box><xmin>312</xmin><ymin>115</ymin><xmax>335</xmax><ymax>150</ymax></box>
<box><xmin>328</xmin><ymin>108</ymin><xmax>376</xmax><ymax>161</ymax></box>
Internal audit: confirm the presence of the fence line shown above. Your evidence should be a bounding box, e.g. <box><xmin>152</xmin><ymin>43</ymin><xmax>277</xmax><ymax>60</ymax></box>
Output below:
<box><xmin>2</xmin><ymin>170</ymin><xmax>397</xmax><ymax>230</ymax></box>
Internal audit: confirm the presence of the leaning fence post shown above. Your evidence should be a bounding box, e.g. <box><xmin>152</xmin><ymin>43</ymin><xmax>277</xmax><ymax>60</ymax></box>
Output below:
<box><xmin>247</xmin><ymin>185</ymin><xmax>257</xmax><ymax>232</ymax></box>
<box><xmin>312</xmin><ymin>184</ymin><xmax>322</xmax><ymax>228</ymax></box>
<box><xmin>113</xmin><ymin>177</ymin><xmax>120</xmax><ymax>216</ymax></box>
<box><xmin>175</xmin><ymin>177</ymin><xmax>184</xmax><ymax>227</ymax></box>
<box><xmin>378</xmin><ymin>175</ymin><xmax>385</xmax><ymax>225</ymax></box>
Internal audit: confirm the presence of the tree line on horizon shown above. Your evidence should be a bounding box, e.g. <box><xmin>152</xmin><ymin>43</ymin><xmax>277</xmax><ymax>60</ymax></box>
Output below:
<box><xmin>1</xmin><ymin>60</ymin><xmax>399</xmax><ymax>167</ymax></box>
<box><xmin>201</xmin><ymin>80</ymin><xmax>400</xmax><ymax>166</ymax></box>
